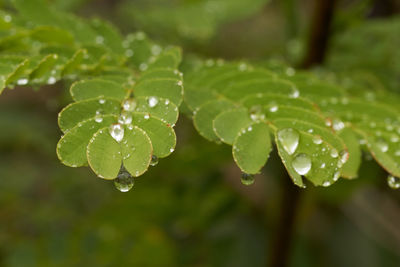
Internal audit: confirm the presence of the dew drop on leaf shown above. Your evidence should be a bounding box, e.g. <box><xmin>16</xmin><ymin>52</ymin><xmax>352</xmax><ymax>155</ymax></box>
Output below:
<box><xmin>277</xmin><ymin>128</ymin><xmax>299</xmax><ymax>155</ymax></box>
<box><xmin>118</xmin><ymin>111</ymin><xmax>132</xmax><ymax>124</ymax></box>
<box><xmin>387</xmin><ymin>175</ymin><xmax>400</xmax><ymax>189</ymax></box>
<box><xmin>330</xmin><ymin>148</ymin><xmax>338</xmax><ymax>158</ymax></box>
<box><xmin>241</xmin><ymin>173</ymin><xmax>255</xmax><ymax>186</ymax></box>
<box><xmin>150</xmin><ymin>155</ymin><xmax>159</xmax><ymax>166</ymax></box>
<box><xmin>249</xmin><ymin>105</ymin><xmax>265</xmax><ymax>122</ymax></box>
<box><xmin>122</xmin><ymin>99</ymin><xmax>136</xmax><ymax>112</ymax></box>
<box><xmin>376</xmin><ymin>138</ymin><xmax>388</xmax><ymax>152</ymax></box>
<box><xmin>292</xmin><ymin>153</ymin><xmax>311</xmax><ymax>175</ymax></box>
<box><xmin>148</xmin><ymin>96</ymin><xmax>159</xmax><ymax>108</ymax></box>
<box><xmin>312</xmin><ymin>135</ymin><xmax>322</xmax><ymax>145</ymax></box>
<box><xmin>94</xmin><ymin>112</ymin><xmax>103</xmax><ymax>123</ymax></box>
<box><xmin>109</xmin><ymin>123</ymin><xmax>124</xmax><ymax>142</ymax></box>
<box><xmin>114</xmin><ymin>166</ymin><xmax>134</xmax><ymax>192</ymax></box>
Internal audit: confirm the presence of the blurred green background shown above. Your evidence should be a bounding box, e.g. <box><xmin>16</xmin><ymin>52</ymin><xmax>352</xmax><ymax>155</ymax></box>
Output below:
<box><xmin>0</xmin><ymin>0</ymin><xmax>400</xmax><ymax>266</ymax></box>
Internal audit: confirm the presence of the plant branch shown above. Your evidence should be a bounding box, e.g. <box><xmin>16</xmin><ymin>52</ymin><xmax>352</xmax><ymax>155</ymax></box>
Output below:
<box><xmin>299</xmin><ymin>0</ymin><xmax>337</xmax><ymax>68</ymax></box>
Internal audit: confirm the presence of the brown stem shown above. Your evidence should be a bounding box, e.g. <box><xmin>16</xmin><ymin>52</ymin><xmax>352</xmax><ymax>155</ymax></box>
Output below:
<box><xmin>299</xmin><ymin>0</ymin><xmax>337</xmax><ymax>68</ymax></box>
<box><xmin>267</xmin><ymin>173</ymin><xmax>302</xmax><ymax>267</ymax></box>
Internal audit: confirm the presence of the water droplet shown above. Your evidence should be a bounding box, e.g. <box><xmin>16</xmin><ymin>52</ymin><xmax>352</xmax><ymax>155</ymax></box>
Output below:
<box><xmin>390</xmin><ymin>134</ymin><xmax>399</xmax><ymax>143</ymax></box>
<box><xmin>150</xmin><ymin>155</ymin><xmax>159</xmax><ymax>166</ymax></box>
<box><xmin>95</xmin><ymin>35</ymin><xmax>104</xmax><ymax>44</ymax></box>
<box><xmin>289</xmin><ymin>88</ymin><xmax>300</xmax><ymax>98</ymax></box>
<box><xmin>122</xmin><ymin>99</ymin><xmax>136</xmax><ymax>111</ymax></box>
<box><xmin>320</xmin><ymin>163</ymin><xmax>326</xmax><ymax>168</ymax></box>
<box><xmin>387</xmin><ymin>175</ymin><xmax>400</xmax><ymax>189</ymax></box>
<box><xmin>292</xmin><ymin>153</ymin><xmax>312</xmax><ymax>175</ymax></box>
<box><xmin>109</xmin><ymin>124</ymin><xmax>124</xmax><ymax>142</ymax></box>
<box><xmin>322</xmin><ymin>181</ymin><xmax>331</xmax><ymax>187</ymax></box>
<box><xmin>118</xmin><ymin>111</ymin><xmax>132</xmax><ymax>124</ymax></box>
<box><xmin>376</xmin><ymin>138</ymin><xmax>388</xmax><ymax>152</ymax></box>
<box><xmin>277</xmin><ymin>128</ymin><xmax>299</xmax><ymax>155</ymax></box>
<box><xmin>333</xmin><ymin>119</ymin><xmax>345</xmax><ymax>131</ymax></box>
<box><xmin>151</xmin><ymin>45</ymin><xmax>162</xmax><ymax>55</ymax></box>
<box><xmin>238</xmin><ymin>63</ymin><xmax>248</xmax><ymax>71</ymax></box>
<box><xmin>99</xmin><ymin>98</ymin><xmax>105</xmax><ymax>104</ymax></box>
<box><xmin>325</xmin><ymin>119</ymin><xmax>332</xmax><ymax>127</ymax></box>
<box><xmin>269</xmin><ymin>105</ymin><xmax>278</xmax><ymax>112</ymax></box>
<box><xmin>339</xmin><ymin>150</ymin><xmax>349</xmax><ymax>164</ymax></box>
<box><xmin>125</xmin><ymin>49</ymin><xmax>134</xmax><ymax>57</ymax></box>
<box><xmin>177</xmin><ymin>80</ymin><xmax>183</xmax><ymax>86</ymax></box>
<box><xmin>114</xmin><ymin>166</ymin><xmax>134</xmax><ymax>192</ymax></box>
<box><xmin>148</xmin><ymin>96</ymin><xmax>158</xmax><ymax>108</ymax></box>
<box><xmin>330</xmin><ymin>148</ymin><xmax>338</xmax><ymax>158</ymax></box>
<box><xmin>169</xmin><ymin>148</ymin><xmax>174</xmax><ymax>153</ymax></box>
<box><xmin>17</xmin><ymin>78</ymin><xmax>28</xmax><ymax>85</ymax></box>
<box><xmin>4</xmin><ymin>15</ymin><xmax>12</xmax><ymax>23</ymax></box>
<box><xmin>312</xmin><ymin>135</ymin><xmax>322</xmax><ymax>145</ymax></box>
<box><xmin>165</xmin><ymin>99</ymin><xmax>170</xmax><ymax>105</ymax></box>
<box><xmin>285</xmin><ymin>67</ymin><xmax>295</xmax><ymax>76</ymax></box>
<box><xmin>333</xmin><ymin>171</ymin><xmax>340</xmax><ymax>181</ymax></box>
<box><xmin>241</xmin><ymin>173</ymin><xmax>255</xmax><ymax>185</ymax></box>
<box><xmin>144</xmin><ymin>114</ymin><xmax>150</xmax><ymax>120</ymax></box>
<box><xmin>307</xmin><ymin>128</ymin><xmax>314</xmax><ymax>133</ymax></box>
<box><xmin>94</xmin><ymin>112</ymin><xmax>103</xmax><ymax>123</ymax></box>
<box><xmin>247</xmin><ymin>126</ymin><xmax>253</xmax><ymax>131</ymax></box>
<box><xmin>249</xmin><ymin>105</ymin><xmax>265</xmax><ymax>122</ymax></box>
<box><xmin>47</xmin><ymin>76</ymin><xmax>56</xmax><ymax>85</ymax></box>
<box><xmin>139</xmin><ymin>63</ymin><xmax>148</xmax><ymax>71</ymax></box>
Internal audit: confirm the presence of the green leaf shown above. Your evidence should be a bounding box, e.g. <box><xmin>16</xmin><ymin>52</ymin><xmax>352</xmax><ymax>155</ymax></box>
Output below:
<box><xmin>213</xmin><ymin>108</ymin><xmax>253</xmax><ymax>144</ymax></box>
<box><xmin>337</xmin><ymin>127</ymin><xmax>361</xmax><ymax>178</ymax></box>
<box><xmin>135</xmin><ymin>96</ymin><xmax>179</xmax><ymax>125</ymax></box>
<box><xmin>130</xmin><ymin>113</ymin><xmax>176</xmax><ymax>158</ymax></box>
<box><xmin>58</xmin><ymin>97</ymin><xmax>121</xmax><ymax>133</ymax></box>
<box><xmin>87</xmin><ymin>125</ymin><xmax>152</xmax><ymax>179</ymax></box>
<box><xmin>134</xmin><ymin>78</ymin><xmax>183</xmax><ymax>106</ymax></box>
<box><xmin>193</xmin><ymin>99</ymin><xmax>236</xmax><ymax>142</ymax></box>
<box><xmin>232</xmin><ymin>122</ymin><xmax>272</xmax><ymax>174</ymax></box>
<box><xmin>56</xmin><ymin>115</ymin><xmax>117</xmax><ymax>167</ymax></box>
<box><xmin>70</xmin><ymin>79</ymin><xmax>128</xmax><ymax>102</ymax></box>
<box><xmin>86</xmin><ymin>126</ymin><xmax>123</xmax><ymax>179</ymax></box>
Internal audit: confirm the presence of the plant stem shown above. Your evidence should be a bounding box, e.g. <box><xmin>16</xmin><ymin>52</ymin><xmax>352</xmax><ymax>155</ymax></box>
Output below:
<box><xmin>267</xmin><ymin>173</ymin><xmax>302</xmax><ymax>267</ymax></box>
<box><xmin>299</xmin><ymin>0</ymin><xmax>337</xmax><ymax>68</ymax></box>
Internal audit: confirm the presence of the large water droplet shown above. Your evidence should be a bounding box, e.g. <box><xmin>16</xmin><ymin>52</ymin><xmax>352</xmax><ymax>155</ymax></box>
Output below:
<box><xmin>387</xmin><ymin>175</ymin><xmax>400</xmax><ymax>189</ymax></box>
<box><xmin>122</xmin><ymin>99</ymin><xmax>136</xmax><ymax>112</ymax></box>
<box><xmin>277</xmin><ymin>128</ymin><xmax>299</xmax><ymax>155</ymax></box>
<box><xmin>292</xmin><ymin>153</ymin><xmax>311</xmax><ymax>175</ymax></box>
<box><xmin>241</xmin><ymin>173</ymin><xmax>255</xmax><ymax>186</ymax></box>
<box><xmin>150</xmin><ymin>155</ymin><xmax>159</xmax><ymax>166</ymax></box>
<box><xmin>114</xmin><ymin>166</ymin><xmax>134</xmax><ymax>192</ymax></box>
<box><xmin>148</xmin><ymin>96</ymin><xmax>158</xmax><ymax>108</ymax></box>
<box><xmin>109</xmin><ymin>123</ymin><xmax>124</xmax><ymax>142</ymax></box>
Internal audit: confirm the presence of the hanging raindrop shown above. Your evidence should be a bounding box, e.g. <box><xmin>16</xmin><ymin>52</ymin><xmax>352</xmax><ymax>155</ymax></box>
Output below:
<box><xmin>387</xmin><ymin>175</ymin><xmax>400</xmax><ymax>189</ymax></box>
<box><xmin>241</xmin><ymin>173</ymin><xmax>255</xmax><ymax>186</ymax></box>
<box><xmin>292</xmin><ymin>153</ymin><xmax>311</xmax><ymax>175</ymax></box>
<box><xmin>277</xmin><ymin>128</ymin><xmax>300</xmax><ymax>155</ymax></box>
<box><xmin>114</xmin><ymin>166</ymin><xmax>134</xmax><ymax>192</ymax></box>
<box><xmin>150</xmin><ymin>155</ymin><xmax>159</xmax><ymax>166</ymax></box>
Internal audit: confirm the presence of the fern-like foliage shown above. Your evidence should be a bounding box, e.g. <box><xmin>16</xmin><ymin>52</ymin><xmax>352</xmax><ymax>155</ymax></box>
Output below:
<box><xmin>0</xmin><ymin>0</ymin><xmax>183</xmax><ymax>181</ymax></box>
<box><xmin>184</xmin><ymin>60</ymin><xmax>400</xmax><ymax>187</ymax></box>
<box><xmin>1</xmin><ymin>0</ymin><xmax>399</xmax><ymax>189</ymax></box>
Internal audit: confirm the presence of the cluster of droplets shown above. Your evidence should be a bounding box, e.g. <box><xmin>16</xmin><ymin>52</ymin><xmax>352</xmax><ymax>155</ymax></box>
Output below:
<box><xmin>114</xmin><ymin>165</ymin><xmax>134</xmax><ymax>192</ymax></box>
<box><xmin>277</xmin><ymin>128</ymin><xmax>348</xmax><ymax>186</ymax></box>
